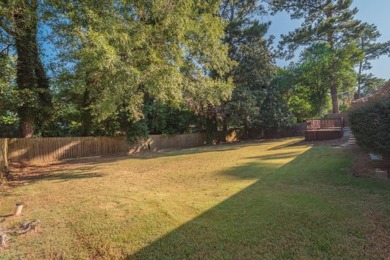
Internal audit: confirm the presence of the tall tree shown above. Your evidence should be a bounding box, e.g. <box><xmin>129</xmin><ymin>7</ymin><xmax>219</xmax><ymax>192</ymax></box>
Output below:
<box><xmin>269</xmin><ymin>0</ymin><xmax>363</xmax><ymax>113</ymax></box>
<box><xmin>280</xmin><ymin>43</ymin><xmax>358</xmax><ymax>121</ymax></box>
<box><xmin>49</xmin><ymin>0</ymin><xmax>233</xmax><ymax>139</ymax></box>
<box><xmin>0</xmin><ymin>0</ymin><xmax>52</xmax><ymax>137</ymax></box>
<box><xmin>220</xmin><ymin>0</ymin><xmax>276</xmax><ymax>134</ymax></box>
<box><xmin>224</xmin><ymin>26</ymin><xmax>276</xmax><ymax>133</ymax></box>
<box><xmin>286</xmin><ymin>44</ymin><xmax>333</xmax><ymax>121</ymax></box>
<box><xmin>356</xmin><ymin>23</ymin><xmax>390</xmax><ymax>98</ymax></box>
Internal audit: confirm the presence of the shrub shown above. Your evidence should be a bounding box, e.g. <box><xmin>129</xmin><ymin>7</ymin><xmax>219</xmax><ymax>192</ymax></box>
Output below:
<box><xmin>126</xmin><ymin>120</ymin><xmax>149</xmax><ymax>144</ymax></box>
<box><xmin>349</xmin><ymin>96</ymin><xmax>390</xmax><ymax>158</ymax></box>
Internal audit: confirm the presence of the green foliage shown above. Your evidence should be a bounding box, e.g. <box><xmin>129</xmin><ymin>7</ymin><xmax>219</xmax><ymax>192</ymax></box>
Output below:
<box><xmin>350</xmin><ymin>97</ymin><xmax>390</xmax><ymax>158</ymax></box>
<box><xmin>0</xmin><ymin>54</ymin><xmax>19</xmax><ymax>137</ymax></box>
<box><xmin>258</xmin><ymin>84</ymin><xmax>294</xmax><ymax>129</ymax></box>
<box><xmin>293</xmin><ymin>44</ymin><xmax>333</xmax><ymax>119</ymax></box>
<box><xmin>275</xmin><ymin>54</ymin><xmax>328</xmax><ymax>121</ymax></box>
<box><xmin>51</xmin><ymin>0</ymin><xmax>233</xmax><ymax>126</ymax></box>
<box><xmin>278</xmin><ymin>43</ymin><xmax>359</xmax><ymax>121</ymax></box>
<box><xmin>221</xmin><ymin>0</ymin><xmax>278</xmax><ymax>131</ymax></box>
<box><xmin>0</xmin><ymin>0</ymin><xmax>387</xmax><ymax>141</ymax></box>
<box><xmin>287</xmin><ymin>91</ymin><xmax>316</xmax><ymax>120</ymax></box>
<box><xmin>357</xmin><ymin>23</ymin><xmax>390</xmax><ymax>98</ymax></box>
<box><xmin>358</xmin><ymin>73</ymin><xmax>387</xmax><ymax>98</ymax></box>
<box><xmin>125</xmin><ymin>120</ymin><xmax>149</xmax><ymax>144</ymax></box>
<box><xmin>338</xmin><ymin>104</ymin><xmax>349</xmax><ymax>113</ymax></box>
<box><xmin>0</xmin><ymin>54</ymin><xmax>15</xmax><ymax>113</ymax></box>
<box><xmin>42</xmin><ymin>90</ymin><xmax>200</xmax><ymax>138</ymax></box>
<box><xmin>269</xmin><ymin>0</ymin><xmax>364</xmax><ymax>113</ymax></box>
<box><xmin>225</xmin><ymin>47</ymin><xmax>276</xmax><ymax>129</ymax></box>
<box><xmin>226</xmin><ymin>87</ymin><xmax>263</xmax><ymax>128</ymax></box>
<box><xmin>144</xmin><ymin>101</ymin><xmax>198</xmax><ymax>135</ymax></box>
<box><xmin>270</xmin><ymin>0</ymin><xmax>362</xmax><ymax>54</ymax></box>
<box><xmin>37</xmin><ymin>0</ymin><xmax>234</xmax><ymax>140</ymax></box>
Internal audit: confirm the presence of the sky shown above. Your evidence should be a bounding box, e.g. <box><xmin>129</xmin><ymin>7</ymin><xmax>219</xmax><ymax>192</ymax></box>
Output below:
<box><xmin>263</xmin><ymin>0</ymin><xmax>390</xmax><ymax>80</ymax></box>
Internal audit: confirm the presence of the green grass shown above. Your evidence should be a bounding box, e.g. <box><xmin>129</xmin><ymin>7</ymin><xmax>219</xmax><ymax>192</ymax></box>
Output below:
<box><xmin>1</xmin><ymin>138</ymin><xmax>389</xmax><ymax>259</ymax></box>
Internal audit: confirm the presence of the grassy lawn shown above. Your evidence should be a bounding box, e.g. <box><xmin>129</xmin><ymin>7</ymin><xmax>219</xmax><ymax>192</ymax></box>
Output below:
<box><xmin>1</xmin><ymin>138</ymin><xmax>389</xmax><ymax>259</ymax></box>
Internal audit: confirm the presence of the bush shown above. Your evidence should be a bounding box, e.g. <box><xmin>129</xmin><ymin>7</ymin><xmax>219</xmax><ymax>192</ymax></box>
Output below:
<box><xmin>349</xmin><ymin>97</ymin><xmax>390</xmax><ymax>158</ymax></box>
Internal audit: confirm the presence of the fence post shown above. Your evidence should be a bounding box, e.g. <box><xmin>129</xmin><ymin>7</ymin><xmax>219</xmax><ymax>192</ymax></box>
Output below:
<box><xmin>0</xmin><ymin>138</ymin><xmax>9</xmax><ymax>180</ymax></box>
<box><xmin>4</xmin><ymin>138</ymin><xmax>8</xmax><ymax>170</ymax></box>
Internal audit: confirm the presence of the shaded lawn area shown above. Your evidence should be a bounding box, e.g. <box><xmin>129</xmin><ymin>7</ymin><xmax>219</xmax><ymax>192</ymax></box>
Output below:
<box><xmin>1</xmin><ymin>138</ymin><xmax>389</xmax><ymax>259</ymax></box>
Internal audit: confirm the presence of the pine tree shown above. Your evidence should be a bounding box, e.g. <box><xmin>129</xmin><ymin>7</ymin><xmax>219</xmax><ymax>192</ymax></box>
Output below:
<box><xmin>356</xmin><ymin>23</ymin><xmax>390</xmax><ymax>98</ymax></box>
<box><xmin>220</xmin><ymin>0</ymin><xmax>276</xmax><ymax>134</ymax></box>
<box><xmin>269</xmin><ymin>0</ymin><xmax>363</xmax><ymax>113</ymax></box>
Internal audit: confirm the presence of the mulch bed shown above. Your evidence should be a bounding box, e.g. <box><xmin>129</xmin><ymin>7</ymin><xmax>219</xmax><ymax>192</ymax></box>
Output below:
<box><xmin>351</xmin><ymin>145</ymin><xmax>389</xmax><ymax>179</ymax></box>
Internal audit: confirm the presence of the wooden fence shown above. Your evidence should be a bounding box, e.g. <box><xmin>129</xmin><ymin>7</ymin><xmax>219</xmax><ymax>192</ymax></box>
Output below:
<box><xmin>1</xmin><ymin>123</ymin><xmax>308</xmax><ymax>165</ymax></box>
<box><xmin>4</xmin><ymin>133</ymin><xmax>207</xmax><ymax>164</ymax></box>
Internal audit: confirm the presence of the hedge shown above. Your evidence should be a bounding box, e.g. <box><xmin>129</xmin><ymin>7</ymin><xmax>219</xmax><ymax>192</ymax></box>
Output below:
<box><xmin>349</xmin><ymin>97</ymin><xmax>390</xmax><ymax>158</ymax></box>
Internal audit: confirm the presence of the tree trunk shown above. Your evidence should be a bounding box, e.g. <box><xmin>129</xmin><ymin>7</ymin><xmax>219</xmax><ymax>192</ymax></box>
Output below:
<box><xmin>15</xmin><ymin>33</ymin><xmax>37</xmax><ymax>137</ymax></box>
<box><xmin>81</xmin><ymin>88</ymin><xmax>93</xmax><ymax>136</ymax></box>
<box><xmin>13</xmin><ymin>0</ymin><xmax>52</xmax><ymax>137</ymax></box>
<box><xmin>330</xmin><ymin>83</ymin><xmax>339</xmax><ymax>114</ymax></box>
<box><xmin>0</xmin><ymin>138</ymin><xmax>10</xmax><ymax>181</ymax></box>
<box><xmin>357</xmin><ymin>60</ymin><xmax>363</xmax><ymax>99</ymax></box>
<box><xmin>357</xmin><ymin>64</ymin><xmax>363</xmax><ymax>99</ymax></box>
<box><xmin>325</xmin><ymin>1</ymin><xmax>339</xmax><ymax>114</ymax></box>
<box><xmin>356</xmin><ymin>37</ymin><xmax>365</xmax><ymax>99</ymax></box>
<box><xmin>223</xmin><ymin>121</ymin><xmax>228</xmax><ymax>132</ymax></box>
<box><xmin>34</xmin><ymin>44</ymin><xmax>53</xmax><ymax>130</ymax></box>
<box><xmin>205</xmin><ymin>105</ymin><xmax>218</xmax><ymax>144</ymax></box>
<box><xmin>243</xmin><ymin>118</ymin><xmax>249</xmax><ymax>140</ymax></box>
<box><xmin>21</xmin><ymin>119</ymin><xmax>35</xmax><ymax>138</ymax></box>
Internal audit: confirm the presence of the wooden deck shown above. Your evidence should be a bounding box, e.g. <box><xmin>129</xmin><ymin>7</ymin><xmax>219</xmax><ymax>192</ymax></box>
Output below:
<box><xmin>305</xmin><ymin>119</ymin><xmax>344</xmax><ymax>141</ymax></box>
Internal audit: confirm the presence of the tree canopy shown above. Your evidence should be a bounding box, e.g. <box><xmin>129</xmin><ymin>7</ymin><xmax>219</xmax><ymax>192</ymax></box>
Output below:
<box><xmin>268</xmin><ymin>0</ymin><xmax>364</xmax><ymax>113</ymax></box>
<box><xmin>356</xmin><ymin>23</ymin><xmax>390</xmax><ymax>98</ymax></box>
<box><xmin>0</xmin><ymin>0</ymin><xmax>389</xmax><ymax>139</ymax></box>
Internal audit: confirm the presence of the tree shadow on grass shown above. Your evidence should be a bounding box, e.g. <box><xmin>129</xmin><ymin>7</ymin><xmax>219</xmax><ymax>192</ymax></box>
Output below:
<box><xmin>133</xmin><ymin>139</ymin><xmax>271</xmax><ymax>160</ymax></box>
<box><xmin>245</xmin><ymin>151</ymin><xmax>304</xmax><ymax>161</ymax></box>
<box><xmin>129</xmin><ymin>146</ymin><xmax>390</xmax><ymax>259</ymax></box>
<box><xmin>267</xmin><ymin>138</ymin><xmax>348</xmax><ymax>151</ymax></box>
<box><xmin>8</xmin><ymin>138</ymin><xmax>291</xmax><ymax>171</ymax></box>
<box><xmin>267</xmin><ymin>138</ymin><xmax>304</xmax><ymax>150</ymax></box>
<box><xmin>133</xmin><ymin>138</ymin><xmax>307</xmax><ymax>161</ymax></box>
<box><xmin>129</xmin><ymin>148</ymin><xmax>313</xmax><ymax>259</ymax></box>
<box><xmin>6</xmin><ymin>167</ymin><xmax>104</xmax><ymax>188</ymax></box>
<box><xmin>5</xmin><ymin>139</ymin><xmax>295</xmax><ymax>189</ymax></box>
<box><xmin>23</xmin><ymin>171</ymin><xmax>104</xmax><ymax>182</ymax></box>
